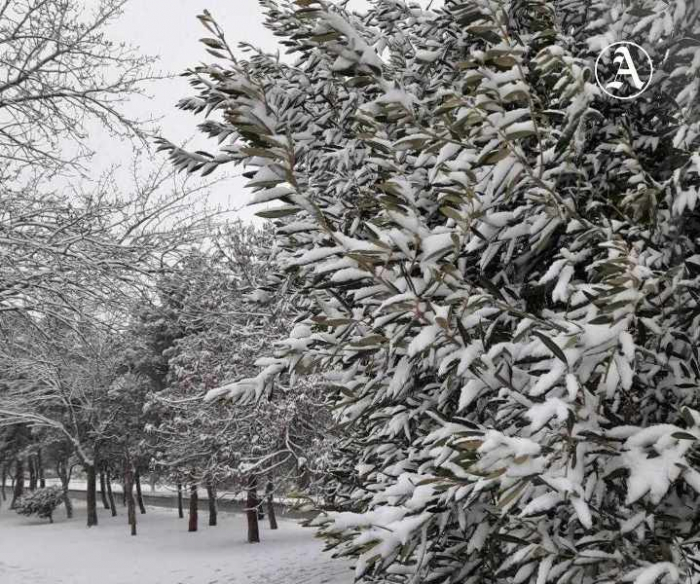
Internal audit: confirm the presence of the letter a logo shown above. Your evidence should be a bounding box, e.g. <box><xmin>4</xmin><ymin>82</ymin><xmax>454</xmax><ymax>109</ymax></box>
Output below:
<box><xmin>595</xmin><ymin>41</ymin><xmax>653</xmax><ymax>100</ymax></box>
<box><xmin>607</xmin><ymin>46</ymin><xmax>643</xmax><ymax>91</ymax></box>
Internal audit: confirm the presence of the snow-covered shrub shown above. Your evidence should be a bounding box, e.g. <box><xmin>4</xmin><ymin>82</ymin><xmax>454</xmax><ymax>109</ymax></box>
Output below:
<box><xmin>14</xmin><ymin>486</ymin><xmax>64</xmax><ymax>523</ymax></box>
<box><xmin>161</xmin><ymin>0</ymin><xmax>700</xmax><ymax>582</ymax></box>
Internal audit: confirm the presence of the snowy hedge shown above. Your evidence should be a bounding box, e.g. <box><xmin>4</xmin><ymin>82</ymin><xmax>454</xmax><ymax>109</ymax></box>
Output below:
<box><xmin>161</xmin><ymin>0</ymin><xmax>700</xmax><ymax>582</ymax></box>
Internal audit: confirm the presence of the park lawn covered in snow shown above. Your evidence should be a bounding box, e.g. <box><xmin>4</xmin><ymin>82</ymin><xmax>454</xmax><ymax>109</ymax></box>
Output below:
<box><xmin>0</xmin><ymin>500</ymin><xmax>353</xmax><ymax>584</ymax></box>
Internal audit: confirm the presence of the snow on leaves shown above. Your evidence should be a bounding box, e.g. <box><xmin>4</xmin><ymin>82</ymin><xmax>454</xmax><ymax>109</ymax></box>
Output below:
<box><xmin>163</xmin><ymin>0</ymin><xmax>700</xmax><ymax>582</ymax></box>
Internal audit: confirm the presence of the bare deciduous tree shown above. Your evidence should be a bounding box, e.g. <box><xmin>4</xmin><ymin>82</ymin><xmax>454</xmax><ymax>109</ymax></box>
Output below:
<box><xmin>0</xmin><ymin>0</ymin><xmax>157</xmax><ymax>176</ymax></box>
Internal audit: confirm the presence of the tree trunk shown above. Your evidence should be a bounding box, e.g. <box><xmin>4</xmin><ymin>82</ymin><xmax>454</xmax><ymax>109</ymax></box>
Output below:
<box><xmin>246</xmin><ymin>475</ymin><xmax>260</xmax><ymax>543</ymax></box>
<box><xmin>57</xmin><ymin>461</ymin><xmax>73</xmax><ymax>519</ymax></box>
<box><xmin>177</xmin><ymin>483</ymin><xmax>184</xmax><ymax>518</ymax></box>
<box><xmin>206</xmin><ymin>483</ymin><xmax>217</xmax><ymax>526</ymax></box>
<box><xmin>28</xmin><ymin>456</ymin><xmax>37</xmax><ymax>491</ymax></box>
<box><xmin>188</xmin><ymin>485</ymin><xmax>198</xmax><ymax>532</ymax></box>
<box><xmin>135</xmin><ymin>471</ymin><xmax>146</xmax><ymax>514</ymax></box>
<box><xmin>1</xmin><ymin>463</ymin><xmax>7</xmax><ymax>502</ymax></box>
<box><xmin>99</xmin><ymin>471</ymin><xmax>110</xmax><ymax>509</ymax></box>
<box><xmin>124</xmin><ymin>466</ymin><xmax>137</xmax><ymax>536</ymax></box>
<box><xmin>37</xmin><ymin>449</ymin><xmax>45</xmax><ymax>488</ymax></box>
<box><xmin>10</xmin><ymin>458</ymin><xmax>24</xmax><ymax>509</ymax></box>
<box><xmin>106</xmin><ymin>471</ymin><xmax>117</xmax><ymax>517</ymax></box>
<box><xmin>266</xmin><ymin>480</ymin><xmax>278</xmax><ymax>530</ymax></box>
<box><xmin>121</xmin><ymin>476</ymin><xmax>126</xmax><ymax>506</ymax></box>
<box><xmin>86</xmin><ymin>464</ymin><xmax>98</xmax><ymax>527</ymax></box>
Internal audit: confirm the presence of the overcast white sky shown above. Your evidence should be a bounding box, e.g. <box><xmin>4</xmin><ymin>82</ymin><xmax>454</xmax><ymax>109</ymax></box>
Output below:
<box><xmin>87</xmin><ymin>0</ymin><xmax>279</xmax><ymax>223</ymax></box>
<box><xmin>86</xmin><ymin>0</ymin><xmax>373</xmax><ymax>223</ymax></box>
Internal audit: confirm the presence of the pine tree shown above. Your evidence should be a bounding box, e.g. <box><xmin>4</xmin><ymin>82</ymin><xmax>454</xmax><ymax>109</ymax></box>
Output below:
<box><xmin>161</xmin><ymin>1</ymin><xmax>700</xmax><ymax>582</ymax></box>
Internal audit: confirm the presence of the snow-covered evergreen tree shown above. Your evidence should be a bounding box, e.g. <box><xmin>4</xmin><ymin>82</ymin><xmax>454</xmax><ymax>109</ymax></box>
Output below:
<box><xmin>161</xmin><ymin>1</ymin><xmax>700</xmax><ymax>582</ymax></box>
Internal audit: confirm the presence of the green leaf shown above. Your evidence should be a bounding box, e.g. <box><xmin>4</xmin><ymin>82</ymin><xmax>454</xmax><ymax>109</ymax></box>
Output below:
<box><xmin>255</xmin><ymin>206</ymin><xmax>299</xmax><ymax>219</ymax></box>
<box><xmin>672</xmin><ymin>432</ymin><xmax>697</xmax><ymax>441</ymax></box>
<box><xmin>351</xmin><ymin>335</ymin><xmax>388</xmax><ymax>347</ymax></box>
<box><xmin>532</xmin><ymin>331</ymin><xmax>568</xmax><ymax>365</ymax></box>
<box><xmin>200</xmin><ymin>37</ymin><xmax>225</xmax><ymax>50</ymax></box>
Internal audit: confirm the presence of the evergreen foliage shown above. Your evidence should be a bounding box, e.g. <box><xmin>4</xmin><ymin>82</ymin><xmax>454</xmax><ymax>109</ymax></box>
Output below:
<box><xmin>14</xmin><ymin>486</ymin><xmax>64</xmax><ymax>523</ymax></box>
<box><xmin>157</xmin><ymin>0</ymin><xmax>700</xmax><ymax>581</ymax></box>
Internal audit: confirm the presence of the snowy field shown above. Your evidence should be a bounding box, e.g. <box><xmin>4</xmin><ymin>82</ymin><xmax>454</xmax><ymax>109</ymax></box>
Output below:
<box><xmin>0</xmin><ymin>501</ymin><xmax>353</xmax><ymax>584</ymax></box>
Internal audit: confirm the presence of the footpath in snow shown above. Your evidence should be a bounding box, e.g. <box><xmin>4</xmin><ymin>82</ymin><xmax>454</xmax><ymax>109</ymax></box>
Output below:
<box><xmin>0</xmin><ymin>500</ymin><xmax>353</xmax><ymax>584</ymax></box>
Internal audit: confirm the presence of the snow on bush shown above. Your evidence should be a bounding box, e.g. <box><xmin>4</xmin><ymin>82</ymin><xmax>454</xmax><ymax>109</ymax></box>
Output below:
<box><xmin>161</xmin><ymin>0</ymin><xmax>700</xmax><ymax>582</ymax></box>
<box><xmin>14</xmin><ymin>486</ymin><xmax>64</xmax><ymax>523</ymax></box>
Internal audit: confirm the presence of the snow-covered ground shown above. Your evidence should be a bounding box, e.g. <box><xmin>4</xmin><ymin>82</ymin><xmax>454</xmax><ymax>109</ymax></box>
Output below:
<box><xmin>0</xmin><ymin>500</ymin><xmax>353</xmax><ymax>584</ymax></box>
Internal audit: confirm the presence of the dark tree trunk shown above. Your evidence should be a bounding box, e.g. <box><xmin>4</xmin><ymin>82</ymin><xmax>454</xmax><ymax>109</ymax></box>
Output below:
<box><xmin>10</xmin><ymin>458</ymin><xmax>24</xmax><ymax>509</ymax></box>
<box><xmin>57</xmin><ymin>461</ymin><xmax>73</xmax><ymax>519</ymax></box>
<box><xmin>28</xmin><ymin>456</ymin><xmax>37</xmax><ymax>491</ymax></box>
<box><xmin>246</xmin><ymin>476</ymin><xmax>260</xmax><ymax>543</ymax></box>
<box><xmin>37</xmin><ymin>449</ymin><xmax>45</xmax><ymax>488</ymax></box>
<box><xmin>86</xmin><ymin>464</ymin><xmax>98</xmax><ymax>527</ymax></box>
<box><xmin>124</xmin><ymin>466</ymin><xmax>137</xmax><ymax>536</ymax></box>
<box><xmin>106</xmin><ymin>471</ymin><xmax>117</xmax><ymax>517</ymax></box>
<box><xmin>188</xmin><ymin>485</ymin><xmax>198</xmax><ymax>532</ymax></box>
<box><xmin>99</xmin><ymin>471</ymin><xmax>110</xmax><ymax>509</ymax></box>
<box><xmin>206</xmin><ymin>483</ymin><xmax>217</xmax><ymax>526</ymax></box>
<box><xmin>135</xmin><ymin>471</ymin><xmax>146</xmax><ymax>514</ymax></box>
<box><xmin>1</xmin><ymin>463</ymin><xmax>7</xmax><ymax>502</ymax></box>
<box><xmin>266</xmin><ymin>481</ymin><xmax>278</xmax><ymax>530</ymax></box>
<box><xmin>121</xmin><ymin>476</ymin><xmax>126</xmax><ymax>506</ymax></box>
<box><xmin>177</xmin><ymin>483</ymin><xmax>184</xmax><ymax>518</ymax></box>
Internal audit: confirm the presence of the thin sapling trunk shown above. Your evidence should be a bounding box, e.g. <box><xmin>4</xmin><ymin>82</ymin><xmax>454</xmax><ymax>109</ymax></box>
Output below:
<box><xmin>266</xmin><ymin>480</ymin><xmax>278</xmax><ymax>530</ymax></box>
<box><xmin>246</xmin><ymin>475</ymin><xmax>260</xmax><ymax>543</ymax></box>
<box><xmin>177</xmin><ymin>482</ymin><xmax>184</xmax><ymax>519</ymax></box>
<box><xmin>99</xmin><ymin>471</ymin><xmax>109</xmax><ymax>509</ymax></box>
<box><xmin>188</xmin><ymin>484</ymin><xmax>198</xmax><ymax>532</ymax></box>
<box><xmin>206</xmin><ymin>482</ymin><xmax>217</xmax><ymax>526</ymax></box>
<box><xmin>86</xmin><ymin>464</ymin><xmax>98</xmax><ymax>527</ymax></box>
<box><xmin>135</xmin><ymin>471</ymin><xmax>146</xmax><ymax>514</ymax></box>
